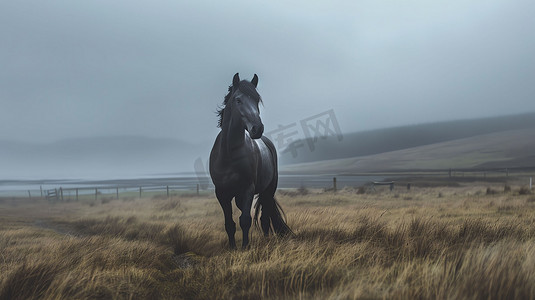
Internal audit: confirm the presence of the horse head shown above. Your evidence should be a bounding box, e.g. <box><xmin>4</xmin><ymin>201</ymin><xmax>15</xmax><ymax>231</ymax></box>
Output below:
<box><xmin>229</xmin><ymin>73</ymin><xmax>264</xmax><ymax>139</ymax></box>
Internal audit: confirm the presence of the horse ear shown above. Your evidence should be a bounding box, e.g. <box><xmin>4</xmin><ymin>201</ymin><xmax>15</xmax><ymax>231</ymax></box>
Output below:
<box><xmin>251</xmin><ymin>74</ymin><xmax>258</xmax><ymax>88</ymax></box>
<box><xmin>233</xmin><ymin>73</ymin><xmax>240</xmax><ymax>87</ymax></box>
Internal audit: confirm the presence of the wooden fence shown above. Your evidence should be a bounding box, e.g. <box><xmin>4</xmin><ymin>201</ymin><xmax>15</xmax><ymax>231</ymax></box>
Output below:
<box><xmin>42</xmin><ymin>184</ymin><xmax>203</xmax><ymax>201</ymax></box>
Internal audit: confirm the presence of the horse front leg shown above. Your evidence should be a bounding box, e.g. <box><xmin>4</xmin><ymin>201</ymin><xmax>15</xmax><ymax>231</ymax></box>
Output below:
<box><xmin>235</xmin><ymin>184</ymin><xmax>255</xmax><ymax>249</ymax></box>
<box><xmin>216</xmin><ymin>188</ymin><xmax>236</xmax><ymax>249</ymax></box>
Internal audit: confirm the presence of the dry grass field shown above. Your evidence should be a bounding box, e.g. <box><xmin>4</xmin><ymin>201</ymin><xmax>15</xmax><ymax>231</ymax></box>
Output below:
<box><xmin>1</xmin><ymin>178</ymin><xmax>535</xmax><ymax>299</ymax></box>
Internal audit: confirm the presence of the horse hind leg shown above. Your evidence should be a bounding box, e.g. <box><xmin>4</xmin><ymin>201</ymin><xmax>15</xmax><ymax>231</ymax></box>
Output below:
<box><xmin>257</xmin><ymin>188</ymin><xmax>292</xmax><ymax>237</ymax></box>
<box><xmin>257</xmin><ymin>193</ymin><xmax>273</xmax><ymax>236</ymax></box>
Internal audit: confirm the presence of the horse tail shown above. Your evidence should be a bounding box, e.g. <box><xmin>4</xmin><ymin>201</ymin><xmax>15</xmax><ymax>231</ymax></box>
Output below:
<box><xmin>271</xmin><ymin>197</ymin><xmax>293</xmax><ymax>235</ymax></box>
<box><xmin>254</xmin><ymin>195</ymin><xmax>293</xmax><ymax>236</ymax></box>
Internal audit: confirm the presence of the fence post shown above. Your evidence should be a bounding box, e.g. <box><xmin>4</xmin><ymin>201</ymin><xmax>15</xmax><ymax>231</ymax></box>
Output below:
<box><xmin>95</xmin><ymin>188</ymin><xmax>98</xmax><ymax>201</ymax></box>
<box><xmin>197</xmin><ymin>184</ymin><xmax>199</xmax><ymax>196</ymax></box>
<box><xmin>28</xmin><ymin>190</ymin><xmax>32</xmax><ymax>200</ymax></box>
<box><xmin>76</xmin><ymin>188</ymin><xmax>78</xmax><ymax>201</ymax></box>
<box><xmin>139</xmin><ymin>187</ymin><xmax>142</xmax><ymax>198</ymax></box>
<box><xmin>167</xmin><ymin>186</ymin><xmax>169</xmax><ymax>198</ymax></box>
<box><xmin>40</xmin><ymin>186</ymin><xmax>43</xmax><ymax>198</ymax></box>
<box><xmin>333</xmin><ymin>177</ymin><xmax>337</xmax><ymax>192</ymax></box>
<box><xmin>60</xmin><ymin>187</ymin><xmax>64</xmax><ymax>201</ymax></box>
<box><xmin>530</xmin><ymin>177</ymin><xmax>533</xmax><ymax>190</ymax></box>
<box><xmin>116</xmin><ymin>187</ymin><xmax>119</xmax><ymax>199</ymax></box>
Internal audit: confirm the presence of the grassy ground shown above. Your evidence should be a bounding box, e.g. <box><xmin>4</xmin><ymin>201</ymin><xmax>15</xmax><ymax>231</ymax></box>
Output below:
<box><xmin>1</xmin><ymin>179</ymin><xmax>535</xmax><ymax>299</ymax></box>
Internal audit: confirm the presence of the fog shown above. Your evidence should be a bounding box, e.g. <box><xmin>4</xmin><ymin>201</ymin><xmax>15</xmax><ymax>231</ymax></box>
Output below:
<box><xmin>1</xmin><ymin>0</ymin><xmax>535</xmax><ymax>178</ymax></box>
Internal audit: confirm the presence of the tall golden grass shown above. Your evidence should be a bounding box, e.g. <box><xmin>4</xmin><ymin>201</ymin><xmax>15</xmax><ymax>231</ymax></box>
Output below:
<box><xmin>1</xmin><ymin>182</ymin><xmax>534</xmax><ymax>299</ymax></box>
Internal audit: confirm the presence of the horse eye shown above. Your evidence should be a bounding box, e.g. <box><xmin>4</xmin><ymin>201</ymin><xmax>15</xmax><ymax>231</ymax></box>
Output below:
<box><xmin>236</xmin><ymin>98</ymin><xmax>242</xmax><ymax>104</ymax></box>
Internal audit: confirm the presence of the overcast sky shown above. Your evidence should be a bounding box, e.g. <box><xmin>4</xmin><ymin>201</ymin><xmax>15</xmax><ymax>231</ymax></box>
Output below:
<box><xmin>2</xmin><ymin>0</ymin><xmax>534</xmax><ymax>144</ymax></box>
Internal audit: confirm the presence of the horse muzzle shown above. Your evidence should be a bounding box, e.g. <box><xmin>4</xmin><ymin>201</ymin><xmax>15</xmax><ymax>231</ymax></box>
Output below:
<box><xmin>248</xmin><ymin>124</ymin><xmax>264</xmax><ymax>139</ymax></box>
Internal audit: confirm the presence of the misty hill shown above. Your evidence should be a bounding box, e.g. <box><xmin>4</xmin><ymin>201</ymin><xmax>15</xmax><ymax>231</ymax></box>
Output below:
<box><xmin>279</xmin><ymin>112</ymin><xmax>535</xmax><ymax>165</ymax></box>
<box><xmin>0</xmin><ymin>136</ymin><xmax>211</xmax><ymax>179</ymax></box>
<box><xmin>280</xmin><ymin>127</ymin><xmax>535</xmax><ymax>174</ymax></box>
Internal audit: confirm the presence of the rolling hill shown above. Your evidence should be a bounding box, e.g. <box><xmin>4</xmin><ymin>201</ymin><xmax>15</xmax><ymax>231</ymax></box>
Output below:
<box><xmin>279</xmin><ymin>112</ymin><xmax>535</xmax><ymax>165</ymax></box>
<box><xmin>280</xmin><ymin>113</ymin><xmax>535</xmax><ymax>174</ymax></box>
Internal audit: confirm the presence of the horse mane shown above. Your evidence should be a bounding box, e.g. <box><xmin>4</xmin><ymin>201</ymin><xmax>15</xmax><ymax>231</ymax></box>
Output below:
<box><xmin>217</xmin><ymin>80</ymin><xmax>262</xmax><ymax>128</ymax></box>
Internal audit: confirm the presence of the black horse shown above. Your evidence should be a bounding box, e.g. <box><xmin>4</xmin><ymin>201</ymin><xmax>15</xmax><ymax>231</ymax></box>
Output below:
<box><xmin>209</xmin><ymin>73</ymin><xmax>292</xmax><ymax>249</ymax></box>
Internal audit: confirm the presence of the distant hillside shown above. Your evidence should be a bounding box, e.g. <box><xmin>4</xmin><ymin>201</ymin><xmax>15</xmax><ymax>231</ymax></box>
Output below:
<box><xmin>279</xmin><ymin>112</ymin><xmax>535</xmax><ymax>165</ymax></box>
<box><xmin>0</xmin><ymin>136</ymin><xmax>210</xmax><ymax>179</ymax></box>
<box><xmin>280</xmin><ymin>128</ymin><xmax>535</xmax><ymax>174</ymax></box>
